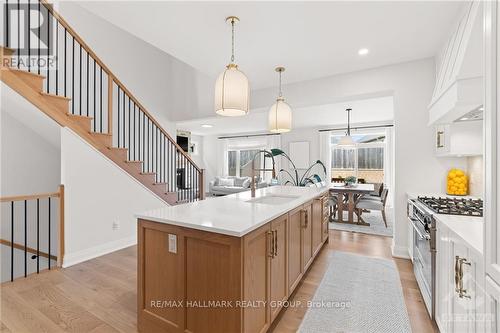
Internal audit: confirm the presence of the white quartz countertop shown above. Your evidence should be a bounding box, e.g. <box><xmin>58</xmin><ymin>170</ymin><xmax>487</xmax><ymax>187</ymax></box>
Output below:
<box><xmin>435</xmin><ymin>214</ymin><xmax>484</xmax><ymax>255</ymax></box>
<box><xmin>136</xmin><ymin>186</ymin><xmax>328</xmax><ymax>237</ymax></box>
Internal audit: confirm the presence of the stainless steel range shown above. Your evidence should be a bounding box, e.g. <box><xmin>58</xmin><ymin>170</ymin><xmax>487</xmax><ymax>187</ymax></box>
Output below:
<box><xmin>407</xmin><ymin>199</ymin><xmax>436</xmax><ymax>319</ymax></box>
<box><xmin>417</xmin><ymin>196</ymin><xmax>483</xmax><ymax>216</ymax></box>
<box><xmin>407</xmin><ymin>196</ymin><xmax>484</xmax><ymax>320</ymax></box>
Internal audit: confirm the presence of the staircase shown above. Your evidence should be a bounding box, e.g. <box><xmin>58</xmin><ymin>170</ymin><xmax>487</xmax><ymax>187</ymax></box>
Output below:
<box><xmin>0</xmin><ymin>0</ymin><xmax>204</xmax><ymax>205</ymax></box>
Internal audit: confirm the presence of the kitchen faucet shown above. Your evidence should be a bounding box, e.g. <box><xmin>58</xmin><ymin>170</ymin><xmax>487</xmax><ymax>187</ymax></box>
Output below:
<box><xmin>250</xmin><ymin>150</ymin><xmax>276</xmax><ymax>197</ymax></box>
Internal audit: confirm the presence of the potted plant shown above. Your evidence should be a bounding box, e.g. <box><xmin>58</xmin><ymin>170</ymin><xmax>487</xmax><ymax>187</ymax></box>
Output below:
<box><xmin>344</xmin><ymin>176</ymin><xmax>357</xmax><ymax>187</ymax></box>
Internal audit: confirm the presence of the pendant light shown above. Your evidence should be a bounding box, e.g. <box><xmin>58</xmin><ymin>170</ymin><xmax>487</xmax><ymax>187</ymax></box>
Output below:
<box><xmin>337</xmin><ymin>108</ymin><xmax>355</xmax><ymax>146</ymax></box>
<box><xmin>268</xmin><ymin>67</ymin><xmax>292</xmax><ymax>133</ymax></box>
<box><xmin>214</xmin><ymin>16</ymin><xmax>250</xmax><ymax>117</ymax></box>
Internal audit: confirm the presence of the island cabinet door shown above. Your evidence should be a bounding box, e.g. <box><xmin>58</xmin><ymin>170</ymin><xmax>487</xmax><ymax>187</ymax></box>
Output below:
<box><xmin>270</xmin><ymin>214</ymin><xmax>289</xmax><ymax>322</ymax></box>
<box><xmin>288</xmin><ymin>206</ymin><xmax>304</xmax><ymax>294</ymax></box>
<box><xmin>322</xmin><ymin>195</ymin><xmax>329</xmax><ymax>242</ymax></box>
<box><xmin>302</xmin><ymin>201</ymin><xmax>314</xmax><ymax>272</ymax></box>
<box><xmin>312</xmin><ymin>197</ymin><xmax>324</xmax><ymax>256</ymax></box>
<box><xmin>243</xmin><ymin>223</ymin><xmax>271</xmax><ymax>333</ymax></box>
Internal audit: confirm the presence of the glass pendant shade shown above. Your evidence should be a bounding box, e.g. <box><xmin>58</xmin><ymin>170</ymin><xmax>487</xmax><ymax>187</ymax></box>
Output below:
<box><xmin>337</xmin><ymin>108</ymin><xmax>355</xmax><ymax>147</ymax></box>
<box><xmin>269</xmin><ymin>98</ymin><xmax>292</xmax><ymax>133</ymax></box>
<box><xmin>215</xmin><ymin>64</ymin><xmax>250</xmax><ymax>116</ymax></box>
<box><xmin>337</xmin><ymin>135</ymin><xmax>355</xmax><ymax>146</ymax></box>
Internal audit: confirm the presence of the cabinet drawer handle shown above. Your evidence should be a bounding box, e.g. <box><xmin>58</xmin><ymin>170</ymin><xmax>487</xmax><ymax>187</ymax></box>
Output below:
<box><xmin>273</xmin><ymin>230</ymin><xmax>278</xmax><ymax>257</ymax></box>
<box><xmin>267</xmin><ymin>231</ymin><xmax>274</xmax><ymax>258</ymax></box>
<box><xmin>455</xmin><ymin>256</ymin><xmax>472</xmax><ymax>299</ymax></box>
<box><xmin>301</xmin><ymin>209</ymin><xmax>309</xmax><ymax>228</ymax></box>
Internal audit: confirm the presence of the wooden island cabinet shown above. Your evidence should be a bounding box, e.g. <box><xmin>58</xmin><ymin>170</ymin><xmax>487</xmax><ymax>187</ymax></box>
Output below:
<box><xmin>138</xmin><ymin>192</ymin><xmax>329</xmax><ymax>333</ymax></box>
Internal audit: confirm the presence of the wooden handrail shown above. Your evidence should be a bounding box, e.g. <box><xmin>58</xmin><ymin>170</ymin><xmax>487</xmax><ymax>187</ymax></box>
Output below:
<box><xmin>40</xmin><ymin>0</ymin><xmax>201</xmax><ymax>172</ymax></box>
<box><xmin>0</xmin><ymin>191</ymin><xmax>60</xmax><ymax>203</ymax></box>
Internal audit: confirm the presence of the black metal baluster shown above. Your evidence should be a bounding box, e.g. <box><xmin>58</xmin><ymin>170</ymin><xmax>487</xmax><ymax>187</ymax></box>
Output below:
<box><xmin>11</xmin><ymin>202</ymin><xmax>14</xmax><ymax>282</ymax></box>
<box><xmin>128</xmin><ymin>97</ymin><xmax>131</xmax><ymax>159</ymax></box>
<box><xmin>72</xmin><ymin>37</ymin><xmax>74</xmax><ymax>114</ymax></box>
<box><xmin>56</xmin><ymin>21</ymin><xmax>58</xmax><ymax>93</ymax></box>
<box><xmin>64</xmin><ymin>29</ymin><xmax>67</xmax><ymax>97</ymax></box>
<box><xmin>117</xmin><ymin>87</ymin><xmax>120</xmax><ymax>147</ymax></box>
<box><xmin>46</xmin><ymin>10</ymin><xmax>50</xmax><ymax>92</ymax></box>
<box><xmin>123</xmin><ymin>91</ymin><xmax>125</xmax><ymax>150</ymax></box>
<box><xmin>133</xmin><ymin>103</ymin><xmax>136</xmax><ymax>160</ymax></box>
<box><xmin>27</xmin><ymin>0</ymin><xmax>30</xmax><ymax>71</ymax></box>
<box><xmin>86</xmin><ymin>51</ymin><xmax>89</xmax><ymax>117</ymax></box>
<box><xmin>147</xmin><ymin>118</ymin><xmax>149</xmax><ymax>173</ymax></box>
<box><xmin>6</xmin><ymin>0</ymin><xmax>9</xmax><ymax>48</ymax></box>
<box><xmin>142</xmin><ymin>113</ymin><xmax>145</xmax><ymax>171</ymax></box>
<box><xmin>100</xmin><ymin>67</ymin><xmax>102</xmax><ymax>132</ymax></box>
<box><xmin>79</xmin><ymin>44</ymin><xmax>82</xmax><ymax>115</ymax></box>
<box><xmin>38</xmin><ymin>1</ymin><xmax>40</xmax><ymax>74</ymax></box>
<box><xmin>93</xmin><ymin>60</ymin><xmax>96</xmax><ymax>132</ymax></box>
<box><xmin>17</xmin><ymin>0</ymin><xmax>20</xmax><ymax>68</ymax></box>
<box><xmin>36</xmin><ymin>198</ymin><xmax>39</xmax><ymax>273</ymax></box>
<box><xmin>48</xmin><ymin>197</ymin><xmax>51</xmax><ymax>270</ymax></box>
<box><xmin>24</xmin><ymin>200</ymin><xmax>27</xmax><ymax>277</ymax></box>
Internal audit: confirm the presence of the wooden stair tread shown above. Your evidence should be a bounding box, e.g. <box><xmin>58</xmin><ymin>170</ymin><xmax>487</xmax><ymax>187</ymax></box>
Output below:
<box><xmin>126</xmin><ymin>160</ymin><xmax>143</xmax><ymax>163</ymax></box>
<box><xmin>153</xmin><ymin>182</ymin><xmax>167</xmax><ymax>185</ymax></box>
<box><xmin>0</xmin><ymin>46</ymin><xmax>15</xmax><ymax>55</ymax></box>
<box><xmin>140</xmin><ymin>172</ymin><xmax>155</xmax><ymax>176</ymax></box>
<box><xmin>41</xmin><ymin>92</ymin><xmax>71</xmax><ymax>101</ymax></box>
<box><xmin>1</xmin><ymin>66</ymin><xmax>45</xmax><ymax>79</ymax></box>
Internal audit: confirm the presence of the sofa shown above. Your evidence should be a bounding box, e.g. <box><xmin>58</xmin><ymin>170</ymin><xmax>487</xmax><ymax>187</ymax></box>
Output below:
<box><xmin>209</xmin><ymin>176</ymin><xmax>268</xmax><ymax>196</ymax></box>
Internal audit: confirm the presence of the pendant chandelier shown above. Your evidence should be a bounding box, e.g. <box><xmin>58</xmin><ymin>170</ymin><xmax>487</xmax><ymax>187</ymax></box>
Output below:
<box><xmin>214</xmin><ymin>16</ymin><xmax>250</xmax><ymax>117</ymax></box>
<box><xmin>338</xmin><ymin>108</ymin><xmax>356</xmax><ymax>146</ymax></box>
<box><xmin>268</xmin><ymin>67</ymin><xmax>292</xmax><ymax>133</ymax></box>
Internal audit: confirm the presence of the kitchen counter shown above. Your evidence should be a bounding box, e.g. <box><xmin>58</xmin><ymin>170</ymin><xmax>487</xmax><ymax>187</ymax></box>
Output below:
<box><xmin>137</xmin><ymin>185</ymin><xmax>330</xmax><ymax>333</ymax></box>
<box><xmin>406</xmin><ymin>192</ymin><xmax>483</xmax><ymax>255</ymax></box>
<box><xmin>434</xmin><ymin>214</ymin><xmax>484</xmax><ymax>255</ymax></box>
<box><xmin>136</xmin><ymin>185</ymin><xmax>328</xmax><ymax>237</ymax></box>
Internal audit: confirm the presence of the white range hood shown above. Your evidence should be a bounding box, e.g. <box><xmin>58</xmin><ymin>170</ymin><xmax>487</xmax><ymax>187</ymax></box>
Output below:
<box><xmin>428</xmin><ymin>2</ymin><xmax>483</xmax><ymax>126</ymax></box>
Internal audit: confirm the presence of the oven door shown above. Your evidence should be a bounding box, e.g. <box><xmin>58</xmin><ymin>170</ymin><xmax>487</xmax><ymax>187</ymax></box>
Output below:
<box><xmin>410</xmin><ymin>217</ymin><xmax>433</xmax><ymax>315</ymax></box>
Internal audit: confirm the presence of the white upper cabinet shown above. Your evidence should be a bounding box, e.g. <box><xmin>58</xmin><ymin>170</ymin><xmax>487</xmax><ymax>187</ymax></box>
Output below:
<box><xmin>484</xmin><ymin>0</ymin><xmax>500</xmax><ymax>317</ymax></box>
<box><xmin>429</xmin><ymin>2</ymin><xmax>483</xmax><ymax>125</ymax></box>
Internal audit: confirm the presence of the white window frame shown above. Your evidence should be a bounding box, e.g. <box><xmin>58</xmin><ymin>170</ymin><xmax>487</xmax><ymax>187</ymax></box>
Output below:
<box><xmin>228</xmin><ymin>147</ymin><xmax>266</xmax><ymax>177</ymax></box>
<box><xmin>331</xmin><ymin>140</ymin><xmax>386</xmax><ymax>180</ymax></box>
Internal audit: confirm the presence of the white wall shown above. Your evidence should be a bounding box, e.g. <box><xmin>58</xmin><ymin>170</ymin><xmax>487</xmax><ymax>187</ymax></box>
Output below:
<box><xmin>197</xmin><ymin>58</ymin><xmax>466</xmax><ymax>258</ymax></box>
<box><xmin>1</xmin><ymin>112</ymin><xmax>60</xmax><ymax>196</ymax></box>
<box><xmin>56</xmin><ymin>2</ymin><xmax>212</xmax><ymax>136</ymax></box>
<box><xmin>61</xmin><ymin>128</ymin><xmax>167</xmax><ymax>267</ymax></box>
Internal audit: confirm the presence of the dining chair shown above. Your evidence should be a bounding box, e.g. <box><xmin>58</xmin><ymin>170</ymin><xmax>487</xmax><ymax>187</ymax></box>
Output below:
<box><xmin>355</xmin><ymin>188</ymin><xmax>389</xmax><ymax>227</ymax></box>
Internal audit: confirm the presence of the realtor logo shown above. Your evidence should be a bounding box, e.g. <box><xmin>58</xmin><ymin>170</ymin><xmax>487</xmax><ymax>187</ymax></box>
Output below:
<box><xmin>4</xmin><ymin>3</ymin><xmax>53</xmax><ymax>56</ymax></box>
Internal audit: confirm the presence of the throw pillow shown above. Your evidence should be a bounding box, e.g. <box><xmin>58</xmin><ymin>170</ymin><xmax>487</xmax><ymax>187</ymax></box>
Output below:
<box><xmin>219</xmin><ymin>178</ymin><xmax>235</xmax><ymax>187</ymax></box>
<box><xmin>234</xmin><ymin>177</ymin><xmax>246</xmax><ymax>187</ymax></box>
<box><xmin>242</xmin><ymin>178</ymin><xmax>251</xmax><ymax>188</ymax></box>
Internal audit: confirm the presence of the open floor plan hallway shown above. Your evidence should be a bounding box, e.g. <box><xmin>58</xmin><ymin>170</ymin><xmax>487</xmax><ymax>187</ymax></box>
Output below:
<box><xmin>0</xmin><ymin>230</ymin><xmax>436</xmax><ymax>333</ymax></box>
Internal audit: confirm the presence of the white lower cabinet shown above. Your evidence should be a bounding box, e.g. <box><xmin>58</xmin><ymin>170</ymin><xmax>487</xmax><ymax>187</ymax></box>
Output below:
<box><xmin>436</xmin><ymin>222</ymin><xmax>497</xmax><ymax>332</ymax></box>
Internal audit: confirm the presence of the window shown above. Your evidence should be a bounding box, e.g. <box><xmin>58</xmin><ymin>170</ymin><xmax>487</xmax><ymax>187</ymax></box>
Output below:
<box><xmin>228</xmin><ymin>149</ymin><xmax>262</xmax><ymax>177</ymax></box>
<box><xmin>331</xmin><ymin>133</ymin><xmax>385</xmax><ymax>183</ymax></box>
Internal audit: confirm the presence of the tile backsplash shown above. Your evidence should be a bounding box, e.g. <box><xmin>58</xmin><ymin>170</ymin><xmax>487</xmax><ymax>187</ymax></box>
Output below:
<box><xmin>467</xmin><ymin>156</ymin><xmax>483</xmax><ymax>198</ymax></box>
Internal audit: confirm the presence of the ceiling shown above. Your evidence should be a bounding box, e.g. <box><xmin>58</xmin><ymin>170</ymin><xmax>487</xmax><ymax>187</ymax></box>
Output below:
<box><xmin>177</xmin><ymin>96</ymin><xmax>394</xmax><ymax>136</ymax></box>
<box><xmin>78</xmin><ymin>1</ymin><xmax>465</xmax><ymax>90</ymax></box>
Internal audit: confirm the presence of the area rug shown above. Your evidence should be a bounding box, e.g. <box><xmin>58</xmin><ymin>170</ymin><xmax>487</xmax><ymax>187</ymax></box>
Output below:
<box><xmin>298</xmin><ymin>251</ymin><xmax>411</xmax><ymax>333</ymax></box>
<box><xmin>329</xmin><ymin>208</ymin><xmax>393</xmax><ymax>237</ymax></box>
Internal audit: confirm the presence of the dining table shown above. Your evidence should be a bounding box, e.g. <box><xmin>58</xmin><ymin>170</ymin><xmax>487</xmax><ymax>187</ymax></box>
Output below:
<box><xmin>329</xmin><ymin>183</ymin><xmax>375</xmax><ymax>225</ymax></box>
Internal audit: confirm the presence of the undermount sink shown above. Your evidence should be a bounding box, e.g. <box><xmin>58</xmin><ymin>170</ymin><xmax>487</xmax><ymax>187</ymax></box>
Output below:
<box><xmin>246</xmin><ymin>195</ymin><xmax>300</xmax><ymax>205</ymax></box>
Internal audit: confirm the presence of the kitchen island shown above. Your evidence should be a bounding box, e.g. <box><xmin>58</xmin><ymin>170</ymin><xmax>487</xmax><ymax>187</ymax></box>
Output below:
<box><xmin>136</xmin><ymin>186</ymin><xmax>330</xmax><ymax>333</ymax></box>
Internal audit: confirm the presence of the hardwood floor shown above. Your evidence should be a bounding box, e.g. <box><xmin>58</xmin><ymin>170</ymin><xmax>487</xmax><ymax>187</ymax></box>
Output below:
<box><xmin>0</xmin><ymin>230</ymin><xmax>436</xmax><ymax>333</ymax></box>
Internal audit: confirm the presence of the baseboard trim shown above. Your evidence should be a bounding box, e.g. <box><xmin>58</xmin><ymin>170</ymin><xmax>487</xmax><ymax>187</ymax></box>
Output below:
<box><xmin>62</xmin><ymin>236</ymin><xmax>136</xmax><ymax>268</ymax></box>
<box><xmin>391</xmin><ymin>244</ymin><xmax>410</xmax><ymax>259</ymax></box>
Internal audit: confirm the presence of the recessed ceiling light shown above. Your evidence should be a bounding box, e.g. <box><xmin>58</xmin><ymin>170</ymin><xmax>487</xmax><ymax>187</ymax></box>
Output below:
<box><xmin>460</xmin><ymin>117</ymin><xmax>469</xmax><ymax>121</ymax></box>
<box><xmin>358</xmin><ymin>48</ymin><xmax>369</xmax><ymax>56</ymax></box>
<box><xmin>201</xmin><ymin>124</ymin><xmax>213</xmax><ymax>128</ymax></box>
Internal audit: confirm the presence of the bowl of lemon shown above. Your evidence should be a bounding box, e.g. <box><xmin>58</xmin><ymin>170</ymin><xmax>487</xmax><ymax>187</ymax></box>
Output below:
<box><xmin>447</xmin><ymin>168</ymin><xmax>468</xmax><ymax>196</ymax></box>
